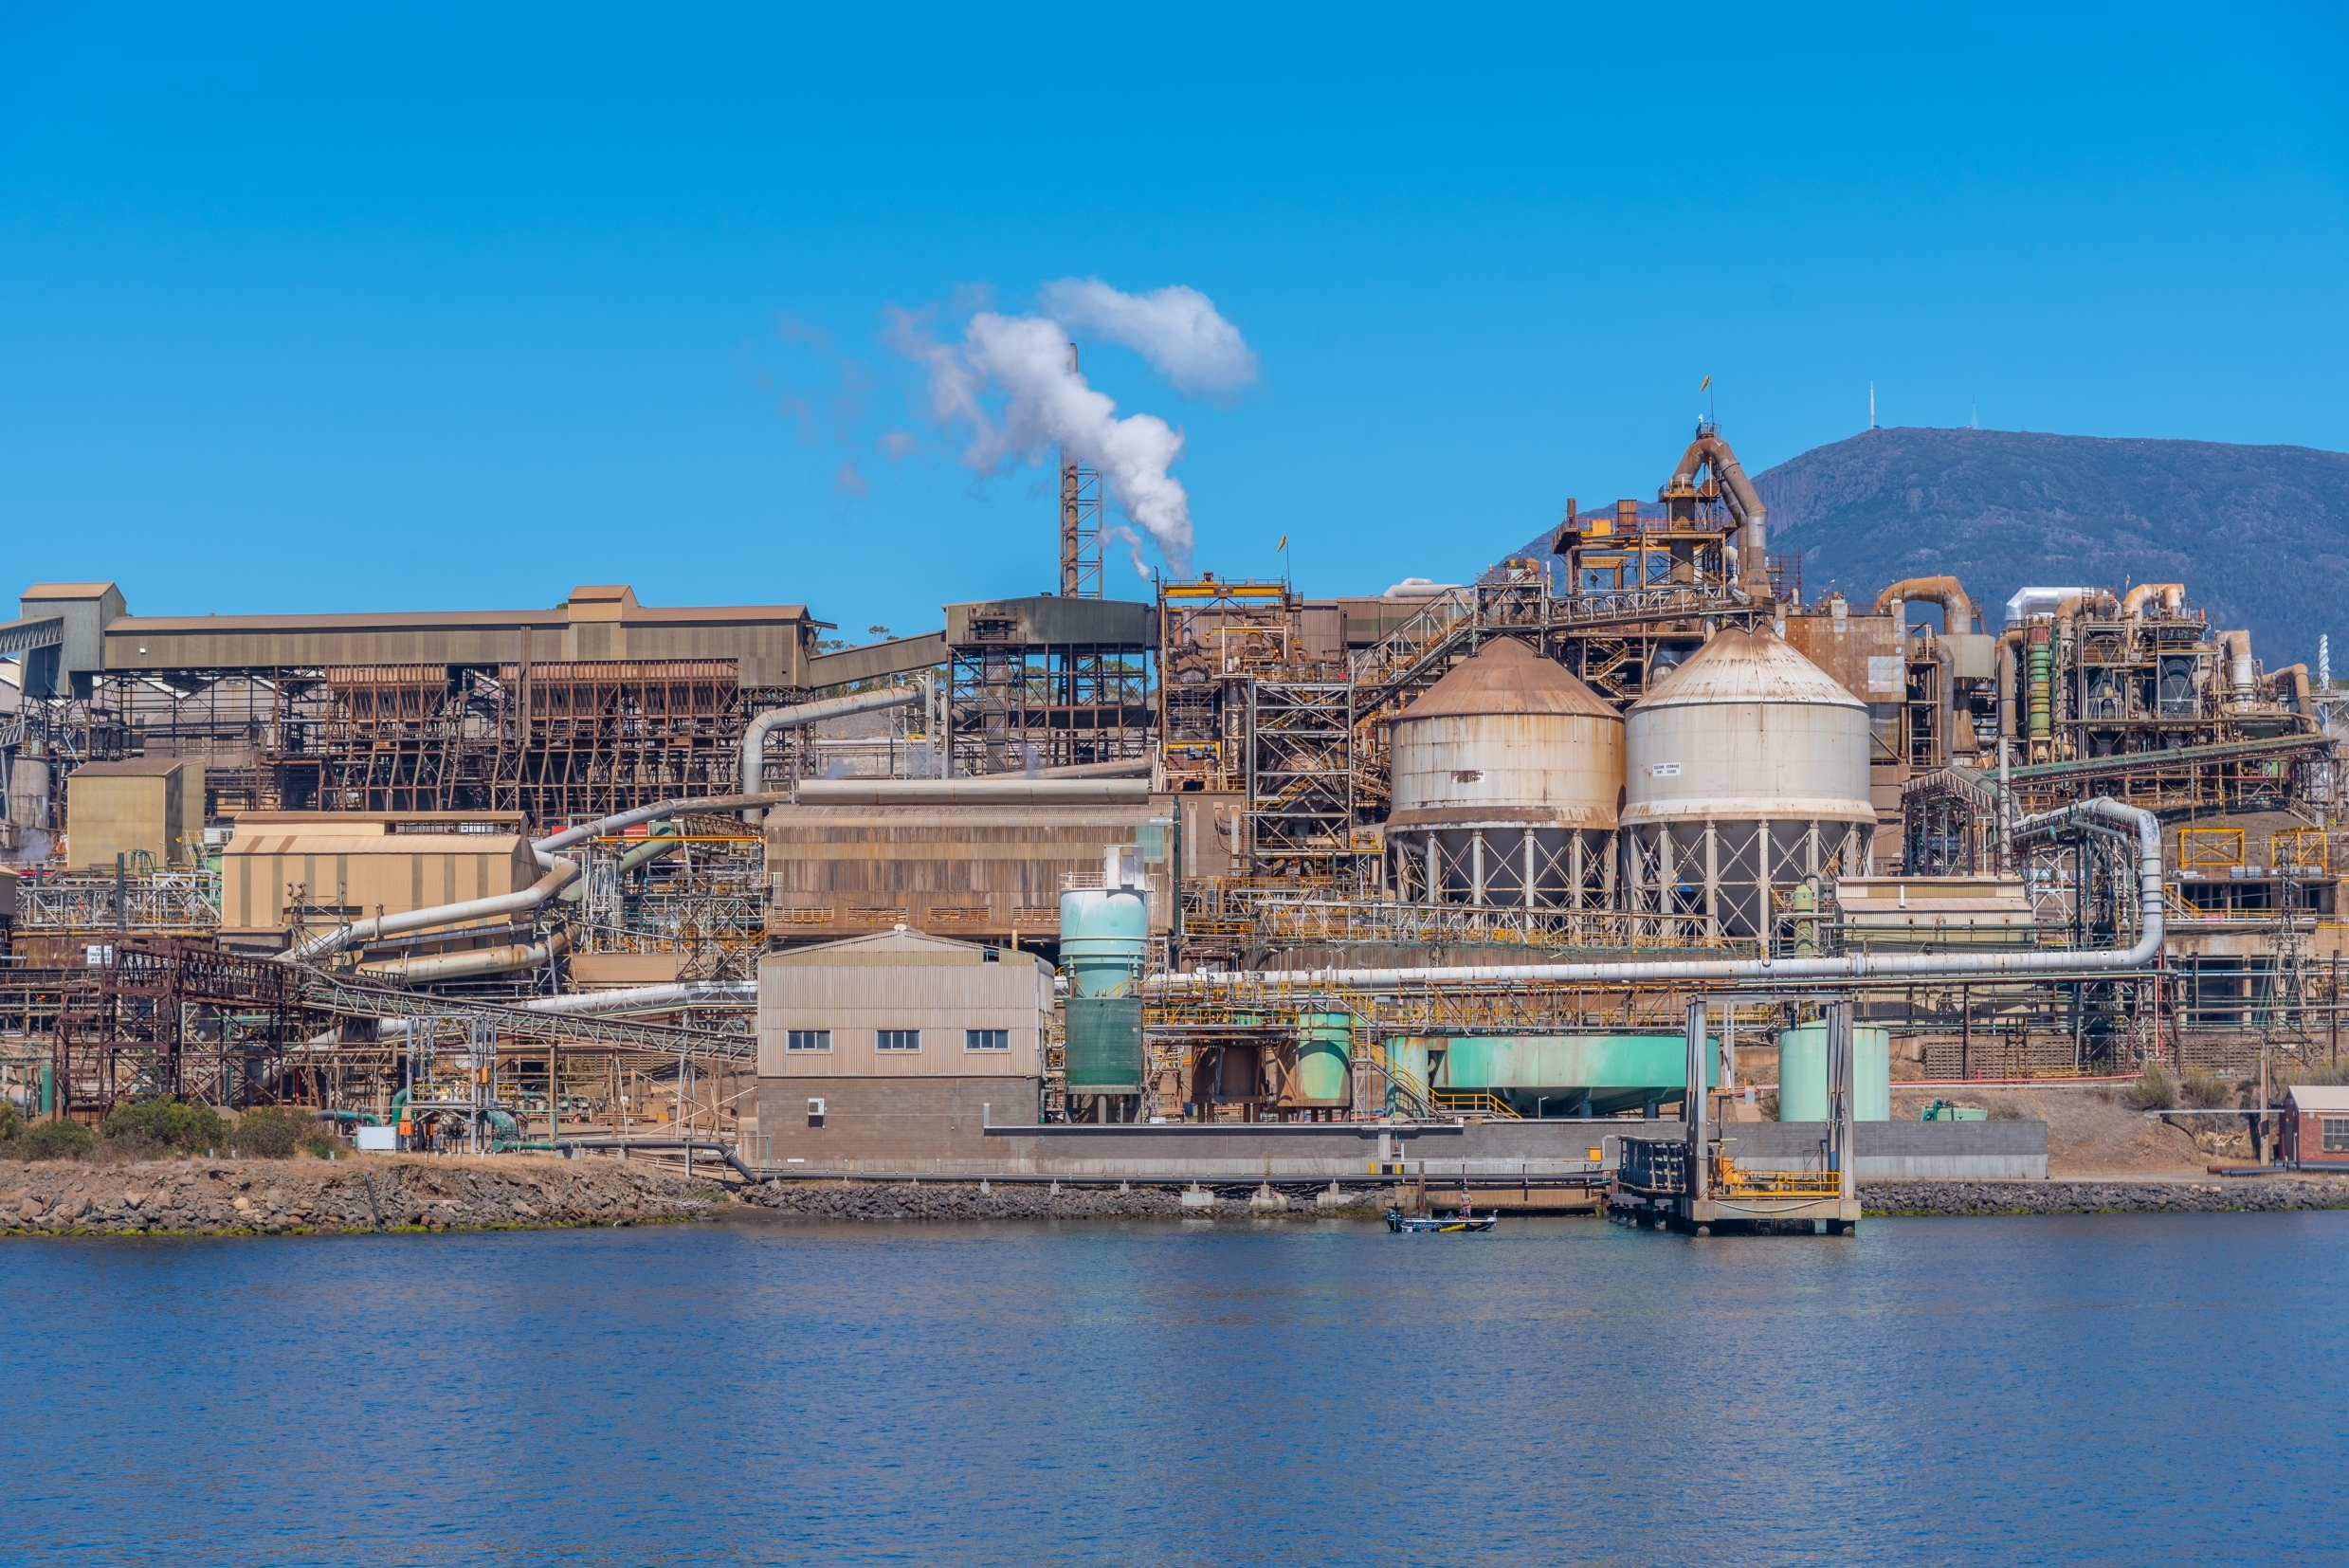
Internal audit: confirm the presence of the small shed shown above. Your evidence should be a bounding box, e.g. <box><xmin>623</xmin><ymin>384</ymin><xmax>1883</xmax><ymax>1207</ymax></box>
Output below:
<box><xmin>2281</xmin><ymin>1084</ymin><xmax>2349</xmax><ymax>1170</ymax></box>
<box><xmin>65</xmin><ymin>756</ymin><xmax>205</xmax><ymax>868</ymax></box>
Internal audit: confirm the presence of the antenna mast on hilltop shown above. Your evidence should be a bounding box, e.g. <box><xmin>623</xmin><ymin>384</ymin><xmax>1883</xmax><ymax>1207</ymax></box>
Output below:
<box><xmin>1869</xmin><ymin>382</ymin><xmax>1876</xmax><ymax>430</ymax></box>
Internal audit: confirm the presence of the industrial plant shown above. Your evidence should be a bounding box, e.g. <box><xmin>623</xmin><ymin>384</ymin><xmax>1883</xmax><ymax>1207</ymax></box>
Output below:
<box><xmin>5</xmin><ymin>425</ymin><xmax>2341</xmax><ymax>1230</ymax></box>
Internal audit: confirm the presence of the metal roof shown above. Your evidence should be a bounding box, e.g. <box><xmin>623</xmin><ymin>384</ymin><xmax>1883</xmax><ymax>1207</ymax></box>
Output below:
<box><xmin>2285</xmin><ymin>1085</ymin><xmax>2349</xmax><ymax>1112</ymax></box>
<box><xmin>1400</xmin><ymin>635</ymin><xmax>1618</xmax><ymax>722</ymax></box>
<box><xmin>1630</xmin><ymin>627</ymin><xmax>1867</xmax><ymax>713</ymax></box>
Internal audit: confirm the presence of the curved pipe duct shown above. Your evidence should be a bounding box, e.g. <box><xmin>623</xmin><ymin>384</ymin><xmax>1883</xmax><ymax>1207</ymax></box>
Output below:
<box><xmin>2005</xmin><ymin>587</ymin><xmax>2095</xmax><ymax>627</ymax></box>
<box><xmin>1148</xmin><ymin>798</ymin><xmax>2160</xmax><ymax>993</ymax></box>
<box><xmin>2268</xmin><ymin>663</ymin><xmax>2312</xmax><ymax>715</ymax></box>
<box><xmin>2121</xmin><ymin>582</ymin><xmax>2185</xmax><ymax>620</ymax></box>
<box><xmin>357</xmin><ymin>931</ymin><xmax>569</xmax><ymax>983</ymax></box>
<box><xmin>1872</xmin><ymin>576</ymin><xmax>1980</xmax><ymax>635</ymax></box>
<box><xmin>1666</xmin><ymin>432</ymin><xmax>1770</xmax><ymax>597</ymax></box>
<box><xmin>286</xmin><ymin>857</ymin><xmax>583</xmax><ymax>964</ymax></box>
<box><xmin>740</xmin><ymin>686</ymin><xmax>924</xmax><ymax>819</ymax></box>
<box><xmin>614</xmin><ymin>823</ymin><xmax>684</xmax><ymax>875</ymax></box>
<box><xmin>2220</xmin><ymin>630</ymin><xmax>2256</xmax><ymax>701</ymax></box>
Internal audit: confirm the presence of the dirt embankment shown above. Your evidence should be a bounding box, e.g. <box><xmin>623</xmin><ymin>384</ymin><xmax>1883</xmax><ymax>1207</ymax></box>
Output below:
<box><xmin>1888</xmin><ymin>1084</ymin><xmax>2265</xmax><ymax>1175</ymax></box>
<box><xmin>0</xmin><ymin>1155</ymin><xmax>711</xmax><ymax>1236</ymax></box>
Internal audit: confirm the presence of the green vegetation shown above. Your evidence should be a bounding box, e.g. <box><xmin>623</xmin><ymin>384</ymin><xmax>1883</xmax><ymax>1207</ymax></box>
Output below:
<box><xmin>229</xmin><ymin>1106</ymin><xmax>304</xmax><ymax>1158</ymax></box>
<box><xmin>23</xmin><ymin>1120</ymin><xmax>94</xmax><ymax>1160</ymax></box>
<box><xmin>2182</xmin><ymin>1067</ymin><xmax>2234</xmax><ymax>1108</ymax></box>
<box><xmin>101</xmin><ymin>1099</ymin><xmax>228</xmax><ymax>1156</ymax></box>
<box><xmin>2126</xmin><ymin>1064</ymin><xmax>2180</xmax><ymax>1111</ymax></box>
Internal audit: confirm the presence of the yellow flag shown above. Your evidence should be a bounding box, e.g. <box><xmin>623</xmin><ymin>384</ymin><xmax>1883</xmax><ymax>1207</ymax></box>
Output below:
<box><xmin>1700</xmin><ymin>374</ymin><xmax>1711</xmax><ymax>391</ymax></box>
<box><xmin>1276</xmin><ymin>535</ymin><xmax>1288</xmax><ymax>552</ymax></box>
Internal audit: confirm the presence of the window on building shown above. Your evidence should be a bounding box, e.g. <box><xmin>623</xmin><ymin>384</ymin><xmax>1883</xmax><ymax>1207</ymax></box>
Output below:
<box><xmin>877</xmin><ymin>1030</ymin><xmax>921</xmax><ymax>1051</ymax></box>
<box><xmin>966</xmin><ymin>1029</ymin><xmax>1010</xmax><ymax>1051</ymax></box>
<box><xmin>785</xmin><ymin>1030</ymin><xmax>831</xmax><ymax>1052</ymax></box>
<box><xmin>2322</xmin><ymin>1117</ymin><xmax>2349</xmax><ymax>1153</ymax></box>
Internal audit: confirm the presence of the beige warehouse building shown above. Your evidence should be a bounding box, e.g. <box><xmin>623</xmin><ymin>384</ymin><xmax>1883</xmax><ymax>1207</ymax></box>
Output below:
<box><xmin>756</xmin><ymin>928</ymin><xmax>1051</xmax><ymax>1166</ymax></box>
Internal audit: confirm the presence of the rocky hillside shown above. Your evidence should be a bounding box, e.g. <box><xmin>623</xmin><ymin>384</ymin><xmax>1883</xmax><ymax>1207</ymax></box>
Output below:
<box><xmin>1520</xmin><ymin>428</ymin><xmax>2349</xmax><ymax>666</ymax></box>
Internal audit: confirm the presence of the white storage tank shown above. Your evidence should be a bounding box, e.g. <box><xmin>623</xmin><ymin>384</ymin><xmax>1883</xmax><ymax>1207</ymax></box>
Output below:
<box><xmin>1622</xmin><ymin>627</ymin><xmax>1874</xmax><ymax>939</ymax></box>
<box><xmin>1387</xmin><ymin>637</ymin><xmax>1623</xmax><ymax>909</ymax></box>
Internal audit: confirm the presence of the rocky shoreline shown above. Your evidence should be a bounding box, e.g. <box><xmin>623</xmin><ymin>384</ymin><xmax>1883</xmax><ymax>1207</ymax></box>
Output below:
<box><xmin>0</xmin><ymin>1155</ymin><xmax>709</xmax><ymax>1236</ymax></box>
<box><xmin>1862</xmin><ymin>1176</ymin><xmax>2349</xmax><ymax>1216</ymax></box>
<box><xmin>12</xmin><ymin>1158</ymin><xmax>2348</xmax><ymax>1234</ymax></box>
<box><xmin>738</xmin><ymin>1179</ymin><xmax>1393</xmax><ymax>1222</ymax></box>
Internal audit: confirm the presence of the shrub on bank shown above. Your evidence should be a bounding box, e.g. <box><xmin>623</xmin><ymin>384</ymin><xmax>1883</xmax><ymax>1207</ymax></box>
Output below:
<box><xmin>24</xmin><ymin>1120</ymin><xmax>94</xmax><ymax>1160</ymax></box>
<box><xmin>2182</xmin><ymin>1067</ymin><xmax>2233</xmax><ymax>1108</ymax></box>
<box><xmin>101</xmin><ymin>1099</ymin><xmax>228</xmax><ymax>1156</ymax></box>
<box><xmin>229</xmin><ymin>1105</ymin><xmax>305</xmax><ymax>1158</ymax></box>
<box><xmin>1988</xmin><ymin>1101</ymin><xmax>2026</xmax><ymax>1121</ymax></box>
<box><xmin>2126</xmin><ymin>1064</ymin><xmax>2179</xmax><ymax>1111</ymax></box>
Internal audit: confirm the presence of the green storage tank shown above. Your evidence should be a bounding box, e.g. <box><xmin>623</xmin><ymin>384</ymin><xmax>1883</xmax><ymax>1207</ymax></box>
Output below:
<box><xmin>1409</xmin><ymin>1034</ymin><xmax>1713</xmax><ymax>1117</ymax></box>
<box><xmin>1296</xmin><ymin>1013</ymin><xmax>1352</xmax><ymax>1104</ymax></box>
<box><xmin>1065</xmin><ymin>996</ymin><xmax>1144</xmax><ymax>1093</ymax></box>
<box><xmin>1059</xmin><ymin>884</ymin><xmax>1150</xmax><ymax>999</ymax></box>
<box><xmin>1775</xmin><ymin>1023</ymin><xmax>1891</xmax><ymax>1121</ymax></box>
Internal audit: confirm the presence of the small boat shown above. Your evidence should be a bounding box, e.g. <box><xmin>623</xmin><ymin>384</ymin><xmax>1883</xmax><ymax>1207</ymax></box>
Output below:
<box><xmin>1385</xmin><ymin>1206</ymin><xmax>1497</xmax><ymax>1233</ymax></box>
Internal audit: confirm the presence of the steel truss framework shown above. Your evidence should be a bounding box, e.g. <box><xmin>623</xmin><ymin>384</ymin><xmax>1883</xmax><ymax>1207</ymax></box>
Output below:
<box><xmin>947</xmin><ymin>620</ymin><xmax>1151</xmax><ymax>777</ymax></box>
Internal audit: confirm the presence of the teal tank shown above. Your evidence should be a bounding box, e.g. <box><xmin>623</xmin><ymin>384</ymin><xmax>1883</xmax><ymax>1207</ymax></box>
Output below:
<box><xmin>1296</xmin><ymin>1013</ymin><xmax>1351</xmax><ymax>1103</ymax></box>
<box><xmin>1058</xmin><ymin>887</ymin><xmax>1149</xmax><ymax>998</ymax></box>
<box><xmin>1775</xmin><ymin>1024</ymin><xmax>1891</xmax><ymax>1121</ymax></box>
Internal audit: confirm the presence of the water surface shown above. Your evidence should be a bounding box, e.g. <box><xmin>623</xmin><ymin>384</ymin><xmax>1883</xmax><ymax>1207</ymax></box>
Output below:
<box><xmin>3</xmin><ymin>1211</ymin><xmax>2338</xmax><ymax>1566</ymax></box>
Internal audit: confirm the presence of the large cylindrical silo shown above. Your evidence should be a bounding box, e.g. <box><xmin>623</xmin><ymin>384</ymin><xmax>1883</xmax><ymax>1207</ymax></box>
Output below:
<box><xmin>1621</xmin><ymin>628</ymin><xmax>1874</xmax><ymax>940</ymax></box>
<box><xmin>1386</xmin><ymin>637</ymin><xmax>1624</xmax><ymax>912</ymax></box>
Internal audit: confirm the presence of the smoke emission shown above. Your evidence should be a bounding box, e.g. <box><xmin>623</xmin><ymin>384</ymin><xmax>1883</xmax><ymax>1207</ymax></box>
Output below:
<box><xmin>892</xmin><ymin>282</ymin><xmax>1256</xmax><ymax>576</ymax></box>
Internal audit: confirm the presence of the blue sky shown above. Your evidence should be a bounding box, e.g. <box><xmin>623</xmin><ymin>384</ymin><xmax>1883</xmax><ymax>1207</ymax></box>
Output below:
<box><xmin>3</xmin><ymin>4</ymin><xmax>2343</xmax><ymax>636</ymax></box>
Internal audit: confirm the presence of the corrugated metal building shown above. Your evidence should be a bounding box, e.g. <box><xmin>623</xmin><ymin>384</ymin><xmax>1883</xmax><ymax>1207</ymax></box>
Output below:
<box><xmin>756</xmin><ymin>928</ymin><xmax>1052</xmax><ymax>1165</ymax></box>
<box><xmin>763</xmin><ymin>781</ymin><xmax>1173</xmax><ymax>948</ymax></box>
<box><xmin>219</xmin><ymin>811</ymin><xmax>536</xmax><ymax>940</ymax></box>
<box><xmin>64</xmin><ymin>756</ymin><xmax>204</xmax><ymax>868</ymax></box>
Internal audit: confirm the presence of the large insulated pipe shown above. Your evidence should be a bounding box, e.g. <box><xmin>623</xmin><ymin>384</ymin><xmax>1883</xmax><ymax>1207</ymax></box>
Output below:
<box><xmin>2121</xmin><ymin>582</ymin><xmax>2186</xmax><ymax>620</ymax></box>
<box><xmin>1149</xmin><ymin>797</ymin><xmax>2162</xmax><ymax>992</ymax></box>
<box><xmin>357</xmin><ymin>931</ymin><xmax>569</xmax><ymax>983</ymax></box>
<box><xmin>614</xmin><ymin>822</ymin><xmax>683</xmax><ymax>875</ymax></box>
<box><xmin>740</xmin><ymin>686</ymin><xmax>924</xmax><ymax>817</ymax></box>
<box><xmin>792</xmin><ymin>779</ymin><xmax>1153</xmax><ymax>806</ymax></box>
<box><xmin>2269</xmin><ymin>663</ymin><xmax>2312</xmax><ymax>715</ymax></box>
<box><xmin>519</xmin><ymin>980</ymin><xmax>757</xmax><ymax>1015</ymax></box>
<box><xmin>2004</xmin><ymin>587</ymin><xmax>2095</xmax><ymax>627</ymax></box>
<box><xmin>2221</xmin><ymin>630</ymin><xmax>2256</xmax><ymax>702</ymax></box>
<box><xmin>1667</xmin><ymin>431</ymin><xmax>1769</xmax><ymax>597</ymax></box>
<box><xmin>1872</xmin><ymin>576</ymin><xmax>1979</xmax><ymax>635</ymax></box>
<box><xmin>286</xmin><ymin>857</ymin><xmax>583</xmax><ymax>963</ymax></box>
<box><xmin>1995</xmin><ymin>628</ymin><xmax>2024</xmax><ymax>742</ymax></box>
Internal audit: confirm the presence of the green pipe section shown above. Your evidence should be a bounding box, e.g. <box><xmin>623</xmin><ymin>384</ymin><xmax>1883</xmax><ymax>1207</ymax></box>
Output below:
<box><xmin>2027</xmin><ymin>643</ymin><xmax>2052</xmax><ymax>739</ymax></box>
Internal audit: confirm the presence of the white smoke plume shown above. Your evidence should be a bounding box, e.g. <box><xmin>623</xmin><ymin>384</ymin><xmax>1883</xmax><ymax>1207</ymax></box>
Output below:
<box><xmin>893</xmin><ymin>285</ymin><xmax>1254</xmax><ymax>577</ymax></box>
<box><xmin>1034</xmin><ymin>279</ymin><xmax>1259</xmax><ymax>400</ymax></box>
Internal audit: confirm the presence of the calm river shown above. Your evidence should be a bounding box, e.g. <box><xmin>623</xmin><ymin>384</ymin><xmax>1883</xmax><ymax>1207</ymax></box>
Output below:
<box><xmin>2</xmin><ymin>1211</ymin><xmax>2339</xmax><ymax>1566</ymax></box>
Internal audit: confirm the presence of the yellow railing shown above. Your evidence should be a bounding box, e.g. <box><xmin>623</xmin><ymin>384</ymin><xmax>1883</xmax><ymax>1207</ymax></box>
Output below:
<box><xmin>1713</xmin><ymin>1158</ymin><xmax>1840</xmax><ymax>1197</ymax></box>
<box><xmin>1430</xmin><ymin>1087</ymin><xmax>1521</xmax><ymax>1120</ymax></box>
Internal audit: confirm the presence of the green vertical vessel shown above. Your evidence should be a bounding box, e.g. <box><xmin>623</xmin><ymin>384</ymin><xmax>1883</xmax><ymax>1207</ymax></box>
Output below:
<box><xmin>1065</xmin><ymin>997</ymin><xmax>1144</xmax><ymax>1093</ymax></box>
<box><xmin>1775</xmin><ymin>1023</ymin><xmax>1891</xmax><ymax>1121</ymax></box>
<box><xmin>1295</xmin><ymin>1013</ymin><xmax>1352</xmax><ymax>1104</ymax></box>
